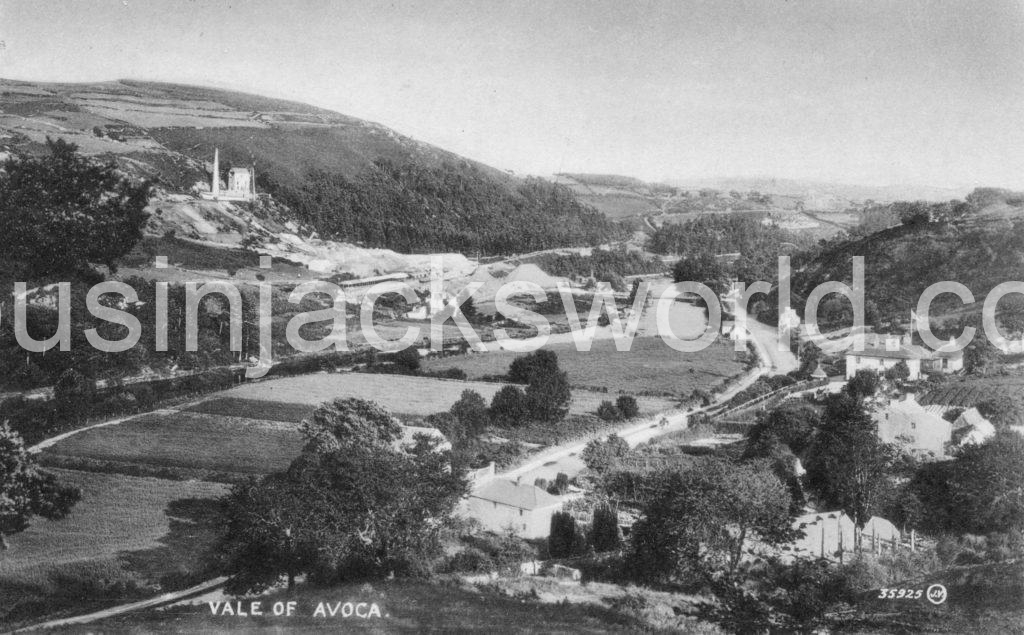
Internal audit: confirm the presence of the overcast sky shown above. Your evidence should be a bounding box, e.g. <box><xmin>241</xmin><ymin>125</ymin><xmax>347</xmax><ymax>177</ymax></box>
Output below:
<box><xmin>2</xmin><ymin>0</ymin><xmax>1023</xmax><ymax>188</ymax></box>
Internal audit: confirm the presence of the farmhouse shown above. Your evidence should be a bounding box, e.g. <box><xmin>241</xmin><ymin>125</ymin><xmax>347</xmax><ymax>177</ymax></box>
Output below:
<box><xmin>845</xmin><ymin>334</ymin><xmax>964</xmax><ymax>380</ymax></box>
<box><xmin>459</xmin><ymin>479</ymin><xmax>568</xmax><ymax>539</ymax></box>
<box><xmin>845</xmin><ymin>335</ymin><xmax>930</xmax><ymax>380</ymax></box>
<box><xmin>872</xmin><ymin>394</ymin><xmax>952</xmax><ymax>457</ymax></box>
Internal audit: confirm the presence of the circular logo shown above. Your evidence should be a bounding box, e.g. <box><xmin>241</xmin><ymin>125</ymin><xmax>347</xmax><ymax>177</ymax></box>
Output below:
<box><xmin>926</xmin><ymin>584</ymin><xmax>947</xmax><ymax>605</ymax></box>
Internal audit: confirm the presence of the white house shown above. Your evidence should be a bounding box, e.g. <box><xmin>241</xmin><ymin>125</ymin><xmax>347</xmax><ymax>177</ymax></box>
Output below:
<box><xmin>951</xmin><ymin>407</ymin><xmax>996</xmax><ymax>446</ymax></box>
<box><xmin>872</xmin><ymin>394</ymin><xmax>952</xmax><ymax>458</ymax></box>
<box><xmin>845</xmin><ymin>334</ymin><xmax>963</xmax><ymax>380</ymax></box>
<box><xmin>459</xmin><ymin>479</ymin><xmax>568</xmax><ymax>539</ymax></box>
<box><xmin>845</xmin><ymin>335</ymin><xmax>928</xmax><ymax>380</ymax></box>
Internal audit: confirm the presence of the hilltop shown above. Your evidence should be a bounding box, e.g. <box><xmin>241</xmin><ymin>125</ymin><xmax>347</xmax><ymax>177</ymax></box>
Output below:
<box><xmin>788</xmin><ymin>189</ymin><xmax>1024</xmax><ymax>327</ymax></box>
<box><xmin>0</xmin><ymin>79</ymin><xmax>617</xmax><ymax>263</ymax></box>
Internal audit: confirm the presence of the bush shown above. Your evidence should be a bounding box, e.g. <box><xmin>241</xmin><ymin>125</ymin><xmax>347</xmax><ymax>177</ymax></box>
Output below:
<box><xmin>589</xmin><ymin>505</ymin><xmax>621</xmax><ymax>552</ymax></box>
<box><xmin>489</xmin><ymin>385</ymin><xmax>530</xmax><ymax>427</ymax></box>
<box><xmin>596</xmin><ymin>400</ymin><xmax>620</xmax><ymax>422</ymax></box>
<box><xmin>445</xmin><ymin>548</ymin><xmax>495</xmax><ymax>574</ymax></box>
<box><xmin>615</xmin><ymin>395</ymin><xmax>640</xmax><ymax>419</ymax></box>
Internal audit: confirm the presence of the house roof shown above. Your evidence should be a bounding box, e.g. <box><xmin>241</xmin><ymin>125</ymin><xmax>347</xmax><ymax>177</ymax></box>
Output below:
<box><xmin>470</xmin><ymin>479</ymin><xmax>560</xmax><ymax>510</ymax></box>
<box><xmin>396</xmin><ymin>425</ymin><xmax>451</xmax><ymax>452</ymax></box>
<box><xmin>846</xmin><ymin>342</ymin><xmax>932</xmax><ymax>360</ymax></box>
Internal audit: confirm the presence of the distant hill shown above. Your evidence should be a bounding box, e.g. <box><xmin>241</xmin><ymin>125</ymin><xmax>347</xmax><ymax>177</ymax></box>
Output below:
<box><xmin>666</xmin><ymin>177</ymin><xmax>970</xmax><ymax>207</ymax></box>
<box><xmin>789</xmin><ymin>189</ymin><xmax>1024</xmax><ymax>325</ymax></box>
<box><xmin>0</xmin><ymin>79</ymin><xmax>617</xmax><ymax>255</ymax></box>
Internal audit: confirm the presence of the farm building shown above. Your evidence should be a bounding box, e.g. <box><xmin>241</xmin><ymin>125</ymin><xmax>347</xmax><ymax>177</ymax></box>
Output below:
<box><xmin>872</xmin><ymin>394</ymin><xmax>952</xmax><ymax>457</ymax></box>
<box><xmin>459</xmin><ymin>478</ymin><xmax>570</xmax><ymax>539</ymax></box>
<box><xmin>845</xmin><ymin>334</ymin><xmax>962</xmax><ymax>380</ymax></box>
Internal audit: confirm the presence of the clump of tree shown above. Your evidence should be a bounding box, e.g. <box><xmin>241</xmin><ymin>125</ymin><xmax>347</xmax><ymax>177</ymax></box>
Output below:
<box><xmin>803</xmin><ymin>390</ymin><xmax>893</xmax><ymax>528</ymax></box>
<box><xmin>581</xmin><ymin>433</ymin><xmax>630</xmax><ymax>474</ymax></box>
<box><xmin>548</xmin><ymin>511</ymin><xmax>588</xmax><ymax>558</ymax></box>
<box><xmin>492</xmin><ymin>350</ymin><xmax>571</xmax><ymax>425</ymax></box>
<box><xmin>0</xmin><ymin>423</ymin><xmax>81</xmax><ymax>550</ymax></box>
<box><xmin>628</xmin><ymin>456</ymin><xmax>796</xmax><ymax>582</ymax></box>
<box><xmin>274</xmin><ymin>160</ymin><xmax>618</xmax><ymax>255</ymax></box>
<box><xmin>0</xmin><ymin>138</ymin><xmax>151</xmax><ymax>279</ymax></box>
<box><xmin>219</xmin><ymin>398</ymin><xmax>467</xmax><ymax>592</ymax></box>
<box><xmin>593</xmin><ymin>397</ymin><xmax>639</xmax><ymax>422</ymax></box>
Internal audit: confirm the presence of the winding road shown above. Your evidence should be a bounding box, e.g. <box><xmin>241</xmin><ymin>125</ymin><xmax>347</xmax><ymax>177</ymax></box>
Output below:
<box><xmin>501</xmin><ymin>277</ymin><xmax>797</xmax><ymax>483</ymax></box>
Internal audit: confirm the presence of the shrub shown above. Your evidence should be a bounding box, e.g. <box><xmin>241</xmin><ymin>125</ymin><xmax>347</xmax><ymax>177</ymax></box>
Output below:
<box><xmin>589</xmin><ymin>505</ymin><xmax>621</xmax><ymax>552</ymax></box>
<box><xmin>615</xmin><ymin>395</ymin><xmax>640</xmax><ymax>419</ymax></box>
<box><xmin>445</xmin><ymin>548</ymin><xmax>495</xmax><ymax>574</ymax></box>
<box><xmin>489</xmin><ymin>385</ymin><xmax>530</xmax><ymax>427</ymax></box>
<box><xmin>596</xmin><ymin>400</ymin><xmax>620</xmax><ymax>422</ymax></box>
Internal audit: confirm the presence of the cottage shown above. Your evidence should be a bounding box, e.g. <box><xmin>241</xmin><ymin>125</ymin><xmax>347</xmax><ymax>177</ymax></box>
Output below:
<box><xmin>951</xmin><ymin>407</ymin><xmax>996</xmax><ymax>446</ymax></box>
<box><xmin>459</xmin><ymin>479</ymin><xmax>568</xmax><ymax>538</ymax></box>
<box><xmin>845</xmin><ymin>335</ymin><xmax>930</xmax><ymax>380</ymax></box>
<box><xmin>872</xmin><ymin>394</ymin><xmax>952</xmax><ymax>457</ymax></box>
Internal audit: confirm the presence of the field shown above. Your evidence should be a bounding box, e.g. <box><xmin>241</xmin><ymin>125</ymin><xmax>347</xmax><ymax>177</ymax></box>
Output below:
<box><xmin>218</xmin><ymin>372</ymin><xmax>678</xmax><ymax>416</ymax></box>
<box><xmin>0</xmin><ymin>470</ymin><xmax>226</xmax><ymax>627</ymax></box>
<box><xmin>421</xmin><ymin>337</ymin><xmax>745</xmax><ymax>397</ymax></box>
<box><xmin>41</xmin><ymin>411</ymin><xmax>306</xmax><ymax>479</ymax></box>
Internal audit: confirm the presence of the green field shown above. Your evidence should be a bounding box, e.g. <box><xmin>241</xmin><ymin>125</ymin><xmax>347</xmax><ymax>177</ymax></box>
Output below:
<box><xmin>218</xmin><ymin>372</ymin><xmax>678</xmax><ymax>416</ymax></box>
<box><xmin>421</xmin><ymin>337</ymin><xmax>745</xmax><ymax>396</ymax></box>
<box><xmin>42</xmin><ymin>411</ymin><xmax>306</xmax><ymax>480</ymax></box>
<box><xmin>0</xmin><ymin>469</ymin><xmax>226</xmax><ymax>627</ymax></box>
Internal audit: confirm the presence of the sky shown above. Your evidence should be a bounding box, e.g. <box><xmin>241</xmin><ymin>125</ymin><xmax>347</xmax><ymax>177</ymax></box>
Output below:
<box><xmin>2</xmin><ymin>0</ymin><xmax>1024</xmax><ymax>188</ymax></box>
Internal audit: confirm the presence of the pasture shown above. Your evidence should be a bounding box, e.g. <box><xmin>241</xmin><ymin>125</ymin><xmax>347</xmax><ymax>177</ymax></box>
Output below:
<box><xmin>0</xmin><ymin>470</ymin><xmax>226</xmax><ymax>627</ymax></box>
<box><xmin>421</xmin><ymin>337</ymin><xmax>745</xmax><ymax>396</ymax></box>
<box><xmin>218</xmin><ymin>372</ymin><xmax>678</xmax><ymax>416</ymax></box>
<box><xmin>41</xmin><ymin>411</ymin><xmax>306</xmax><ymax>479</ymax></box>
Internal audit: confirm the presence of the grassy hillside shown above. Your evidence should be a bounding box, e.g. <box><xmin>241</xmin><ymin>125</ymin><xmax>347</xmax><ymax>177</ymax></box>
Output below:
<box><xmin>0</xmin><ymin>79</ymin><xmax>618</xmax><ymax>254</ymax></box>
<box><xmin>792</xmin><ymin>208</ymin><xmax>1024</xmax><ymax>323</ymax></box>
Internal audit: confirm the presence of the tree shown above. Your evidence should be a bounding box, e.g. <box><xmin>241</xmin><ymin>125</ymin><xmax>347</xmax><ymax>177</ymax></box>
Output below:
<box><xmin>745</xmin><ymin>400</ymin><xmax>820</xmax><ymax>457</ymax></box>
<box><xmin>589</xmin><ymin>505</ymin><xmax>621</xmax><ymax>552</ymax></box>
<box><xmin>845</xmin><ymin>369</ymin><xmax>880</xmax><ymax>401</ymax></box>
<box><xmin>0</xmin><ymin>138</ymin><xmax>150</xmax><ymax>278</ymax></box>
<box><xmin>524</xmin><ymin>369</ymin><xmax>571</xmax><ymax>422</ymax></box>
<box><xmin>803</xmin><ymin>392</ymin><xmax>893</xmax><ymax>527</ymax></box>
<box><xmin>299</xmin><ymin>398</ymin><xmax>403</xmax><ymax>452</ymax></box>
<box><xmin>391</xmin><ymin>346</ymin><xmax>421</xmax><ymax>373</ymax></box>
<box><xmin>672</xmin><ymin>253</ymin><xmax>727</xmax><ymax>295</ymax></box>
<box><xmin>615</xmin><ymin>395</ymin><xmax>640</xmax><ymax>419</ymax></box>
<box><xmin>450</xmin><ymin>389</ymin><xmax>489</xmax><ymax>436</ymax></box>
<box><xmin>596</xmin><ymin>400</ymin><xmax>620</xmax><ymax>422</ymax></box>
<box><xmin>581</xmin><ymin>433</ymin><xmax>630</xmax><ymax>474</ymax></box>
<box><xmin>945</xmin><ymin>432</ymin><xmax>1024</xmax><ymax>534</ymax></box>
<box><xmin>0</xmin><ymin>423</ymin><xmax>80</xmax><ymax>550</ymax></box>
<box><xmin>884</xmin><ymin>360</ymin><xmax>910</xmax><ymax>382</ymax></box>
<box><xmin>976</xmin><ymin>396</ymin><xmax>1017</xmax><ymax>429</ymax></box>
<box><xmin>489</xmin><ymin>385</ymin><xmax>529</xmax><ymax>427</ymax></box>
<box><xmin>220</xmin><ymin>402</ymin><xmax>467</xmax><ymax>593</ymax></box>
<box><xmin>547</xmin><ymin>511</ymin><xmax>585</xmax><ymax>558</ymax></box>
<box><xmin>508</xmin><ymin>350</ymin><xmax>560</xmax><ymax>385</ymax></box>
<box><xmin>628</xmin><ymin>458</ymin><xmax>795</xmax><ymax>582</ymax></box>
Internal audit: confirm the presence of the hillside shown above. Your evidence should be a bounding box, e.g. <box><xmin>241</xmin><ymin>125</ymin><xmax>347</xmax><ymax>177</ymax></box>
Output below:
<box><xmin>0</xmin><ymin>79</ymin><xmax>617</xmax><ymax>258</ymax></box>
<box><xmin>789</xmin><ymin>190</ymin><xmax>1024</xmax><ymax>326</ymax></box>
